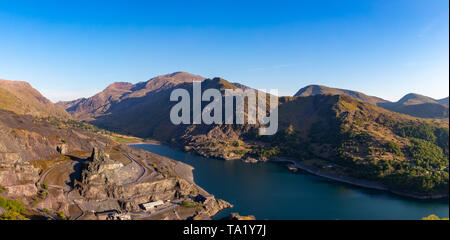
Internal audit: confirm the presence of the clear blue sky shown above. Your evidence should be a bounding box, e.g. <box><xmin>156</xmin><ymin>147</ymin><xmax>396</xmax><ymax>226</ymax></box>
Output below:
<box><xmin>0</xmin><ymin>0</ymin><xmax>448</xmax><ymax>102</ymax></box>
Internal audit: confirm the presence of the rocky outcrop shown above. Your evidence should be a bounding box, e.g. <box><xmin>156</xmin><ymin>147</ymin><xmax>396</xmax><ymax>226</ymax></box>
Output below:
<box><xmin>221</xmin><ymin>213</ymin><xmax>256</xmax><ymax>220</ymax></box>
<box><xmin>56</xmin><ymin>144</ymin><xmax>68</xmax><ymax>155</ymax></box>
<box><xmin>201</xmin><ymin>199</ymin><xmax>233</xmax><ymax>217</ymax></box>
<box><xmin>78</xmin><ymin>148</ymin><xmax>200</xmax><ymax>213</ymax></box>
<box><xmin>81</xmin><ymin>148</ymin><xmax>124</xmax><ymax>187</ymax></box>
<box><xmin>0</xmin><ymin>153</ymin><xmax>39</xmax><ymax>197</ymax></box>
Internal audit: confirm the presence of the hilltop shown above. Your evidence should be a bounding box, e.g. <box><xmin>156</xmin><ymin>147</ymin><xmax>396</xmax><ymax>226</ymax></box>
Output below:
<box><xmin>294</xmin><ymin>84</ymin><xmax>449</xmax><ymax>119</ymax></box>
<box><xmin>379</xmin><ymin>93</ymin><xmax>449</xmax><ymax>119</ymax></box>
<box><xmin>0</xmin><ymin>79</ymin><xmax>70</xmax><ymax>119</ymax></box>
<box><xmin>295</xmin><ymin>84</ymin><xmax>388</xmax><ymax>105</ymax></box>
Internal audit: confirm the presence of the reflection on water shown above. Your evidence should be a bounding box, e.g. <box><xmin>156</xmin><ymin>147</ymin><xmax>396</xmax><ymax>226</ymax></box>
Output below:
<box><xmin>133</xmin><ymin>144</ymin><xmax>449</xmax><ymax>220</ymax></box>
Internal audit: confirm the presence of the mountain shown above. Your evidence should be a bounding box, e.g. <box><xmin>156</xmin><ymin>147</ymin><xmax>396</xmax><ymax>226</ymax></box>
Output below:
<box><xmin>60</xmin><ymin>72</ymin><xmax>449</xmax><ymax>198</ymax></box>
<box><xmin>294</xmin><ymin>84</ymin><xmax>388</xmax><ymax>105</ymax></box>
<box><xmin>57</xmin><ymin>72</ymin><xmax>205</xmax><ymax>121</ymax></box>
<box><xmin>294</xmin><ymin>85</ymin><xmax>449</xmax><ymax>119</ymax></box>
<box><xmin>378</xmin><ymin>93</ymin><xmax>449</xmax><ymax>119</ymax></box>
<box><xmin>0</xmin><ymin>79</ymin><xmax>70</xmax><ymax>119</ymax></box>
<box><xmin>397</xmin><ymin>93</ymin><xmax>438</xmax><ymax>105</ymax></box>
<box><xmin>437</xmin><ymin>97</ymin><xmax>449</xmax><ymax>107</ymax></box>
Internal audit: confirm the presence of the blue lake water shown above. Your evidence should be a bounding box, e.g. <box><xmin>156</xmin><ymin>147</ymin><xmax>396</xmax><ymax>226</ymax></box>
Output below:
<box><xmin>133</xmin><ymin>144</ymin><xmax>449</xmax><ymax>220</ymax></box>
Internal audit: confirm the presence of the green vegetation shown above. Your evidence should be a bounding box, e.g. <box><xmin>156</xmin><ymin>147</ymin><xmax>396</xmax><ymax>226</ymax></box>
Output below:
<box><xmin>244</xmin><ymin>99</ymin><xmax>449</xmax><ymax>196</ymax></box>
<box><xmin>56</xmin><ymin>211</ymin><xmax>66</xmax><ymax>220</ymax></box>
<box><xmin>422</xmin><ymin>214</ymin><xmax>449</xmax><ymax>220</ymax></box>
<box><xmin>42</xmin><ymin>208</ymin><xmax>51</xmax><ymax>215</ymax></box>
<box><xmin>0</xmin><ymin>184</ymin><xmax>5</xmax><ymax>194</ymax></box>
<box><xmin>110</xmin><ymin>134</ymin><xmax>142</xmax><ymax>144</ymax></box>
<box><xmin>0</xmin><ymin>196</ymin><xmax>28</xmax><ymax>220</ymax></box>
<box><xmin>41</xmin><ymin>116</ymin><xmax>105</xmax><ymax>133</ymax></box>
<box><xmin>386</xmin><ymin>142</ymin><xmax>403</xmax><ymax>157</ymax></box>
<box><xmin>249</xmin><ymin>146</ymin><xmax>280</xmax><ymax>159</ymax></box>
<box><xmin>181</xmin><ymin>200</ymin><xmax>203</xmax><ymax>208</ymax></box>
<box><xmin>336</xmin><ymin>120</ymin><xmax>449</xmax><ymax>195</ymax></box>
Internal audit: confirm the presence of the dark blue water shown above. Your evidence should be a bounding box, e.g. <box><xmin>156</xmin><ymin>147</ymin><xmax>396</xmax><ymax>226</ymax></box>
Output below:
<box><xmin>133</xmin><ymin>144</ymin><xmax>449</xmax><ymax>220</ymax></box>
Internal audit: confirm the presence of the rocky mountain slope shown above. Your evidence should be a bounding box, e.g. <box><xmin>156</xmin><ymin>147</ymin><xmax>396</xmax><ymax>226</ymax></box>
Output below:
<box><xmin>379</xmin><ymin>93</ymin><xmax>449</xmax><ymax>119</ymax></box>
<box><xmin>437</xmin><ymin>97</ymin><xmax>449</xmax><ymax>107</ymax></box>
<box><xmin>0</xmin><ymin>79</ymin><xmax>70</xmax><ymax>119</ymax></box>
<box><xmin>0</xmin><ymin>79</ymin><xmax>230</xmax><ymax>220</ymax></box>
<box><xmin>294</xmin><ymin>84</ymin><xmax>449</xmax><ymax>119</ymax></box>
<box><xmin>58</xmin><ymin>72</ymin><xmax>205</xmax><ymax>121</ymax></box>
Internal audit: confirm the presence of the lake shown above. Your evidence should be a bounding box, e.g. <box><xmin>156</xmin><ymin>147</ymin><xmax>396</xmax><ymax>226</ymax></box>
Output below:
<box><xmin>132</xmin><ymin>144</ymin><xmax>449</xmax><ymax>220</ymax></box>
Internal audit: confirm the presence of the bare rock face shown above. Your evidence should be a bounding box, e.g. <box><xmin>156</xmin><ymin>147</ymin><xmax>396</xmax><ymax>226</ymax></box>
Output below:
<box><xmin>82</xmin><ymin>148</ymin><xmax>124</xmax><ymax>186</ymax></box>
<box><xmin>79</xmin><ymin>148</ymin><xmax>198</xmax><ymax>211</ymax></box>
<box><xmin>56</xmin><ymin>144</ymin><xmax>68</xmax><ymax>155</ymax></box>
<box><xmin>0</xmin><ymin>153</ymin><xmax>39</xmax><ymax>197</ymax></box>
<box><xmin>36</xmin><ymin>188</ymin><xmax>68</xmax><ymax>213</ymax></box>
<box><xmin>221</xmin><ymin>213</ymin><xmax>256</xmax><ymax>220</ymax></box>
<box><xmin>201</xmin><ymin>199</ymin><xmax>233</xmax><ymax>217</ymax></box>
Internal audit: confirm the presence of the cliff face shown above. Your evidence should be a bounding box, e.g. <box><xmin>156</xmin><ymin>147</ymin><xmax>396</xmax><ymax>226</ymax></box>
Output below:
<box><xmin>0</xmin><ymin>153</ymin><xmax>39</xmax><ymax>197</ymax></box>
<box><xmin>0</xmin><ymin>110</ymin><xmax>113</xmax><ymax>162</ymax></box>
<box><xmin>74</xmin><ymin>147</ymin><xmax>231</xmax><ymax>217</ymax></box>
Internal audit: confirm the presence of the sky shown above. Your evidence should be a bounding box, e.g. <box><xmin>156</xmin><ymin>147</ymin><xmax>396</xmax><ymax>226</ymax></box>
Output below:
<box><xmin>0</xmin><ymin>0</ymin><xmax>448</xmax><ymax>102</ymax></box>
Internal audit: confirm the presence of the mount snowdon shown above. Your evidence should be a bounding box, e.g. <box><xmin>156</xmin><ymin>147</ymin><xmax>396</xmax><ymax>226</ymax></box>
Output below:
<box><xmin>57</xmin><ymin>72</ymin><xmax>449</xmax><ymax>199</ymax></box>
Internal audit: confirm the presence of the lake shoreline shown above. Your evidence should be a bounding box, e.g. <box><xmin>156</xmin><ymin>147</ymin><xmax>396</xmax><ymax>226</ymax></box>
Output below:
<box><xmin>129</xmin><ymin>142</ymin><xmax>448</xmax><ymax>201</ymax></box>
<box><xmin>272</xmin><ymin>158</ymin><xmax>449</xmax><ymax>200</ymax></box>
<box><xmin>130</xmin><ymin>143</ymin><xmax>449</xmax><ymax>219</ymax></box>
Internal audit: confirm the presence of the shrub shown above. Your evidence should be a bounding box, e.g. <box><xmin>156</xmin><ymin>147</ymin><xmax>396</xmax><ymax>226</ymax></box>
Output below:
<box><xmin>56</xmin><ymin>211</ymin><xmax>66</xmax><ymax>220</ymax></box>
<box><xmin>0</xmin><ymin>197</ymin><xmax>26</xmax><ymax>215</ymax></box>
<box><xmin>386</xmin><ymin>142</ymin><xmax>403</xmax><ymax>156</ymax></box>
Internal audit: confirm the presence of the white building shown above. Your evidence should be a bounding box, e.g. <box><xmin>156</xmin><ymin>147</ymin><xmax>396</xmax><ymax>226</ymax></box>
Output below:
<box><xmin>142</xmin><ymin>200</ymin><xmax>164</xmax><ymax>211</ymax></box>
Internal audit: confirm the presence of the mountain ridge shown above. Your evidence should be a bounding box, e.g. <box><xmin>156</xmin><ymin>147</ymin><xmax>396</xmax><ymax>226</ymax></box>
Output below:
<box><xmin>0</xmin><ymin>79</ymin><xmax>71</xmax><ymax>119</ymax></box>
<box><xmin>294</xmin><ymin>84</ymin><xmax>449</xmax><ymax>119</ymax></box>
<box><xmin>2</xmin><ymin>73</ymin><xmax>448</xmax><ymax>199</ymax></box>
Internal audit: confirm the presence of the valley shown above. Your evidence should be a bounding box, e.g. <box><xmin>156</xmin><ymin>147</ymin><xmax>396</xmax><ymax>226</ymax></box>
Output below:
<box><xmin>56</xmin><ymin>72</ymin><xmax>449</xmax><ymax>199</ymax></box>
<box><xmin>0</xmin><ymin>73</ymin><xmax>448</xmax><ymax>220</ymax></box>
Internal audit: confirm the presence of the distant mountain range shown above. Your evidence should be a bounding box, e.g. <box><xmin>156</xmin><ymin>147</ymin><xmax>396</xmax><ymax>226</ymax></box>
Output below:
<box><xmin>58</xmin><ymin>72</ymin><xmax>205</xmax><ymax>121</ymax></box>
<box><xmin>295</xmin><ymin>85</ymin><xmax>449</xmax><ymax>119</ymax></box>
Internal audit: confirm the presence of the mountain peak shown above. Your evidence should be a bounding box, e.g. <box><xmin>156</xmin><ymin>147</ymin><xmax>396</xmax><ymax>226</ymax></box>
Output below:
<box><xmin>150</xmin><ymin>71</ymin><xmax>205</xmax><ymax>82</ymax></box>
<box><xmin>295</xmin><ymin>85</ymin><xmax>329</xmax><ymax>96</ymax></box>
<box><xmin>104</xmin><ymin>82</ymin><xmax>134</xmax><ymax>91</ymax></box>
<box><xmin>397</xmin><ymin>93</ymin><xmax>437</xmax><ymax>105</ymax></box>
<box><xmin>140</xmin><ymin>72</ymin><xmax>206</xmax><ymax>92</ymax></box>
<box><xmin>0</xmin><ymin>79</ymin><xmax>33</xmax><ymax>89</ymax></box>
<box><xmin>295</xmin><ymin>84</ymin><xmax>387</xmax><ymax>105</ymax></box>
<box><xmin>0</xmin><ymin>79</ymin><xmax>70</xmax><ymax>119</ymax></box>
